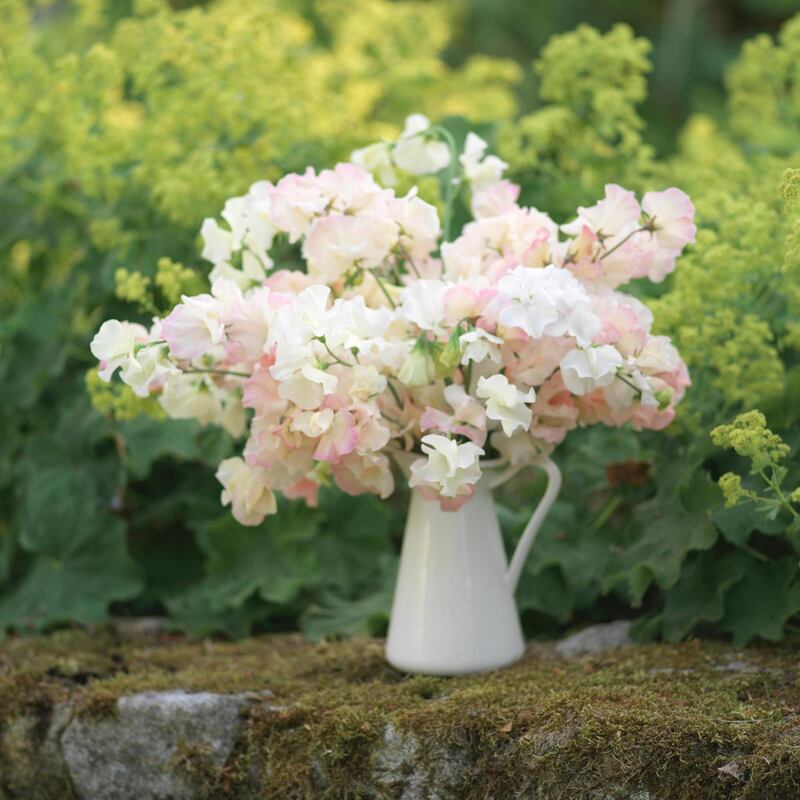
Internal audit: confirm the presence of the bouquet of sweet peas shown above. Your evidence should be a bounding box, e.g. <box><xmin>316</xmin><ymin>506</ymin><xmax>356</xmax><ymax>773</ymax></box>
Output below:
<box><xmin>91</xmin><ymin>115</ymin><xmax>694</xmax><ymax>525</ymax></box>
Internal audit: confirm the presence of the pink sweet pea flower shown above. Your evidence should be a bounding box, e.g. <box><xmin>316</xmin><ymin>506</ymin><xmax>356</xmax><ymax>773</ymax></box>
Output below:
<box><xmin>313</xmin><ymin>408</ymin><xmax>359</xmax><ymax>463</ymax></box>
<box><xmin>529</xmin><ymin>373</ymin><xmax>578</xmax><ymax>445</ymax></box>
<box><xmin>332</xmin><ymin>452</ymin><xmax>394</xmax><ymax>499</ymax></box>
<box><xmin>471</xmin><ymin>180</ymin><xmax>521</xmax><ymax>219</ymax></box>
<box><xmin>642</xmin><ymin>188</ymin><xmax>696</xmax><ymax>251</ymax></box>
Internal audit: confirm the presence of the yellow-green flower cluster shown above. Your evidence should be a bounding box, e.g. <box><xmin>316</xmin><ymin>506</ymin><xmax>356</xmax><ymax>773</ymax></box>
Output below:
<box><xmin>711</xmin><ymin>411</ymin><xmax>790</xmax><ymax>472</ymax></box>
<box><xmin>726</xmin><ymin>14</ymin><xmax>800</xmax><ymax>153</ymax></box>
<box><xmin>712</xmin><ymin>411</ymin><xmax>799</xmax><ymax>521</ymax></box>
<box><xmin>497</xmin><ymin>24</ymin><xmax>653</xmax><ymax>215</ymax></box>
<box><xmin>85</xmin><ymin>367</ymin><xmax>164</xmax><ymax>422</ymax></box>
<box><xmin>0</xmin><ymin>0</ymin><xmax>519</xmax><ymax>231</ymax></box>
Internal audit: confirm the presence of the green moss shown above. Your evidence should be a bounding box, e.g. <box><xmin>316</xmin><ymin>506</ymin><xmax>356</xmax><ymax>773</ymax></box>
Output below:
<box><xmin>3</xmin><ymin>631</ymin><xmax>800</xmax><ymax>798</ymax></box>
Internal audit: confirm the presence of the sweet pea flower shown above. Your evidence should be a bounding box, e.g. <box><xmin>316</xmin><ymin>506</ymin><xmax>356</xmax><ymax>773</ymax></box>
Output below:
<box><xmin>216</xmin><ymin>457</ymin><xmax>277</xmax><ymax>526</ymax></box>
<box><xmin>313</xmin><ymin>408</ymin><xmax>358</xmax><ymax>463</ymax></box>
<box><xmin>471</xmin><ymin>180</ymin><xmax>520</xmax><ymax>219</ymax></box>
<box><xmin>559</xmin><ymin>345</ymin><xmax>623</xmax><ymax>395</ymax></box>
<box><xmin>563</xmin><ymin>184</ymin><xmax>641</xmax><ymax>239</ymax></box>
<box><xmin>351</xmin><ymin>141</ymin><xmax>398</xmax><ymax>186</ymax></box>
<box><xmin>400</xmin><ymin>279</ymin><xmax>448</xmax><ymax>333</ymax></box>
<box><xmin>409</xmin><ymin>434</ymin><xmax>484</xmax><ymax>501</ymax></box>
<box><xmin>290</xmin><ymin>408</ymin><xmax>334</xmax><ymax>438</ymax></box>
<box><xmin>162</xmin><ymin>279</ymin><xmax>241</xmax><ymax>360</ymax></box>
<box><xmin>459</xmin><ymin>328</ymin><xmax>503</xmax><ymax>365</ymax></box>
<box><xmin>460</xmin><ymin>132</ymin><xmax>508</xmax><ymax>189</ymax></box>
<box><xmin>278</xmin><ymin>363</ymin><xmax>338</xmax><ymax>410</ymax></box>
<box><xmin>392</xmin><ymin>114</ymin><xmax>451</xmax><ymax>175</ymax></box>
<box><xmin>476</xmin><ymin>374</ymin><xmax>535</xmax><ymax>437</ymax></box>
<box><xmin>642</xmin><ymin>188</ymin><xmax>696</xmax><ymax>251</ymax></box>
<box><xmin>496</xmin><ymin>266</ymin><xmax>601</xmax><ymax>346</ymax></box>
<box><xmin>120</xmin><ymin>344</ymin><xmax>179</xmax><ymax>398</ymax></box>
<box><xmin>397</xmin><ymin>341</ymin><xmax>436</xmax><ymax>387</ymax></box>
<box><xmin>420</xmin><ymin>383</ymin><xmax>487</xmax><ymax>446</ymax></box>
<box><xmin>90</xmin><ymin>319</ymin><xmax>148</xmax><ymax>381</ymax></box>
<box><xmin>303</xmin><ymin>214</ymin><xmax>399</xmax><ymax>282</ymax></box>
<box><xmin>333</xmin><ymin>452</ymin><xmax>394</xmax><ymax>499</ymax></box>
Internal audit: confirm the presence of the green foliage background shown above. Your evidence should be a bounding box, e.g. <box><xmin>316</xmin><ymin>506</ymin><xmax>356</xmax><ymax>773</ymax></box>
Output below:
<box><xmin>2</xmin><ymin>0</ymin><xmax>800</xmax><ymax>645</ymax></box>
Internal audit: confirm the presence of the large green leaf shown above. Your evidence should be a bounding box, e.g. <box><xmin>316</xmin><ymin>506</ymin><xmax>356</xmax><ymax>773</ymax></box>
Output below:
<box><xmin>713</xmin><ymin>501</ymin><xmax>788</xmax><ymax>545</ymax></box>
<box><xmin>300</xmin><ymin>562</ymin><xmax>395</xmax><ymax>642</ymax></box>
<box><xmin>603</xmin><ymin>461</ymin><xmax>719</xmax><ymax>604</ymax></box>
<box><xmin>314</xmin><ymin>490</ymin><xmax>397</xmax><ymax>595</ymax></box>
<box><xmin>720</xmin><ymin>557</ymin><xmax>800</xmax><ymax>645</ymax></box>
<box><xmin>661</xmin><ymin>550</ymin><xmax>748</xmax><ymax>641</ymax></box>
<box><xmin>118</xmin><ymin>417</ymin><xmax>203</xmax><ymax>479</ymax></box>
<box><xmin>199</xmin><ymin>502</ymin><xmax>321</xmax><ymax>610</ymax></box>
<box><xmin>0</xmin><ymin>518</ymin><xmax>142</xmax><ymax>630</ymax></box>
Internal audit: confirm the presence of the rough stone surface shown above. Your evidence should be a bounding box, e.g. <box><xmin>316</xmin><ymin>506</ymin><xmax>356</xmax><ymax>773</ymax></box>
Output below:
<box><xmin>371</xmin><ymin>722</ymin><xmax>471</xmax><ymax>800</ymax></box>
<box><xmin>61</xmin><ymin>690</ymin><xmax>267</xmax><ymax>800</ymax></box>
<box><xmin>554</xmin><ymin>620</ymin><xmax>633</xmax><ymax>657</ymax></box>
<box><xmin>3</xmin><ymin>629</ymin><xmax>800</xmax><ymax>799</ymax></box>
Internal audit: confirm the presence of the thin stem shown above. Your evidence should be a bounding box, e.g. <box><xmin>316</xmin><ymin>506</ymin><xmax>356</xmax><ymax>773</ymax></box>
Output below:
<box><xmin>431</xmin><ymin>125</ymin><xmax>461</xmax><ymax>243</ymax></box>
<box><xmin>318</xmin><ymin>337</ymin><xmax>355</xmax><ymax>367</ymax></box>
<box><xmin>398</xmin><ymin>243</ymin><xmax>422</xmax><ymax>279</ymax></box>
<box><xmin>386</xmin><ymin>378</ymin><xmax>403</xmax><ymax>408</ymax></box>
<box><xmin>184</xmin><ymin>367</ymin><xmax>250</xmax><ymax>378</ymax></box>
<box><xmin>373</xmin><ymin>272</ymin><xmax>397</xmax><ymax>309</ymax></box>
<box><xmin>599</xmin><ymin>226</ymin><xmax>648</xmax><ymax>261</ymax></box>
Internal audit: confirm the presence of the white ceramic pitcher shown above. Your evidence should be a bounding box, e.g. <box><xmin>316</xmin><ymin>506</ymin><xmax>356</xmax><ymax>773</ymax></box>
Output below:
<box><xmin>386</xmin><ymin>455</ymin><xmax>562</xmax><ymax>676</ymax></box>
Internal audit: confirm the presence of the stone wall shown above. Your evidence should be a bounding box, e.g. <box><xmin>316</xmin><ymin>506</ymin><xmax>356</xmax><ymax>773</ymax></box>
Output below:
<box><xmin>1</xmin><ymin>623</ymin><xmax>798</xmax><ymax>799</ymax></box>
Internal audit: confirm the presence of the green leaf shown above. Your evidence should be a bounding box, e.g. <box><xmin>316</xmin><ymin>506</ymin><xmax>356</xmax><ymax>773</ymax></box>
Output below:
<box><xmin>199</xmin><ymin>502</ymin><xmax>320</xmax><ymax>610</ymax></box>
<box><xmin>0</xmin><ymin>518</ymin><xmax>142</xmax><ymax>631</ymax></box>
<box><xmin>713</xmin><ymin>501</ymin><xmax>786</xmax><ymax>545</ymax></box>
<box><xmin>720</xmin><ymin>556</ymin><xmax>800</xmax><ymax>645</ymax></box>
<box><xmin>662</xmin><ymin>550</ymin><xmax>748</xmax><ymax>641</ymax></box>
<box><xmin>21</xmin><ymin>467</ymin><xmax>99</xmax><ymax>553</ymax></box>
<box><xmin>314</xmin><ymin>490</ymin><xmax>397</xmax><ymax>595</ymax></box>
<box><xmin>603</xmin><ymin>462</ymin><xmax>719</xmax><ymax>604</ymax></box>
<box><xmin>118</xmin><ymin>417</ymin><xmax>202</xmax><ymax>479</ymax></box>
<box><xmin>166</xmin><ymin>585</ymin><xmax>271</xmax><ymax>639</ymax></box>
<box><xmin>301</xmin><ymin>577</ymin><xmax>394</xmax><ymax>642</ymax></box>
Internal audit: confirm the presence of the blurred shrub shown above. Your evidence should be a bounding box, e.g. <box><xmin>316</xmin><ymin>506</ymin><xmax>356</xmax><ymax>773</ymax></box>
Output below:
<box><xmin>3</xmin><ymin>1</ymin><xmax>800</xmax><ymax>647</ymax></box>
<box><xmin>0</xmin><ymin>0</ymin><xmax>519</xmax><ymax>633</ymax></box>
<box><xmin>495</xmin><ymin>18</ymin><xmax>800</xmax><ymax>645</ymax></box>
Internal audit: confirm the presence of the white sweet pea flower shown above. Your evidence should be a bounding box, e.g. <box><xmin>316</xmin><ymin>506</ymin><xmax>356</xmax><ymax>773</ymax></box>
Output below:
<box><xmin>392</xmin><ymin>114</ymin><xmax>451</xmax><ymax>175</ymax></box>
<box><xmin>351</xmin><ymin>141</ymin><xmax>398</xmax><ymax>186</ymax></box>
<box><xmin>290</xmin><ymin>408</ymin><xmax>335</xmax><ymax>438</ymax></box>
<box><xmin>200</xmin><ymin>218</ymin><xmax>234</xmax><ymax>265</ymax></box>
<box><xmin>303</xmin><ymin>214</ymin><xmax>399</xmax><ymax>282</ymax></box>
<box><xmin>119</xmin><ymin>344</ymin><xmax>179</xmax><ymax>398</ymax></box>
<box><xmin>559</xmin><ymin>345</ymin><xmax>623</xmax><ymax>395</ymax></box>
<box><xmin>161</xmin><ymin>278</ymin><xmax>241</xmax><ymax>360</ymax></box>
<box><xmin>325</xmin><ymin>295</ymin><xmax>393</xmax><ymax>353</ymax></box>
<box><xmin>459</xmin><ymin>132</ymin><xmax>508</xmax><ymax>189</ymax></box>
<box><xmin>348</xmin><ymin>364</ymin><xmax>388</xmax><ymax>401</ymax></box>
<box><xmin>90</xmin><ymin>319</ymin><xmax>148</xmax><ymax>381</ymax></box>
<box><xmin>409</xmin><ymin>434</ymin><xmax>484</xmax><ymax>498</ymax></box>
<box><xmin>279</xmin><ymin>364</ymin><xmax>338</xmax><ymax>410</ymax></box>
<box><xmin>400</xmin><ymin>279</ymin><xmax>448</xmax><ymax>333</ymax></box>
<box><xmin>476</xmin><ymin>374</ymin><xmax>535</xmax><ymax>436</ymax></box>
<box><xmin>459</xmin><ymin>328</ymin><xmax>503</xmax><ymax>365</ymax></box>
<box><xmin>497</xmin><ymin>265</ymin><xmax>601</xmax><ymax>346</ymax></box>
<box><xmin>216</xmin><ymin>457</ymin><xmax>277</xmax><ymax>526</ymax></box>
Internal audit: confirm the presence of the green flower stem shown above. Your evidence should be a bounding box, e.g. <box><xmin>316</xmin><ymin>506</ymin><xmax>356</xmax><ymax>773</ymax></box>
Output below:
<box><xmin>431</xmin><ymin>124</ymin><xmax>461</xmax><ymax>243</ymax></box>
<box><xmin>183</xmin><ymin>367</ymin><xmax>250</xmax><ymax>378</ymax></box>
<box><xmin>372</xmin><ymin>271</ymin><xmax>397</xmax><ymax>309</ymax></box>
<box><xmin>598</xmin><ymin>225</ymin><xmax>649</xmax><ymax>261</ymax></box>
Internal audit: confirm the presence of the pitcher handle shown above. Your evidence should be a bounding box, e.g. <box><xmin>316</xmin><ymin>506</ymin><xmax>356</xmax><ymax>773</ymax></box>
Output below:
<box><xmin>490</xmin><ymin>455</ymin><xmax>562</xmax><ymax>593</ymax></box>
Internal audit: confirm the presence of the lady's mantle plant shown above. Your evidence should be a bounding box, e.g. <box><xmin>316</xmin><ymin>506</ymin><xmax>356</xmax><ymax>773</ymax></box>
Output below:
<box><xmin>91</xmin><ymin>117</ymin><xmax>694</xmax><ymax>525</ymax></box>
